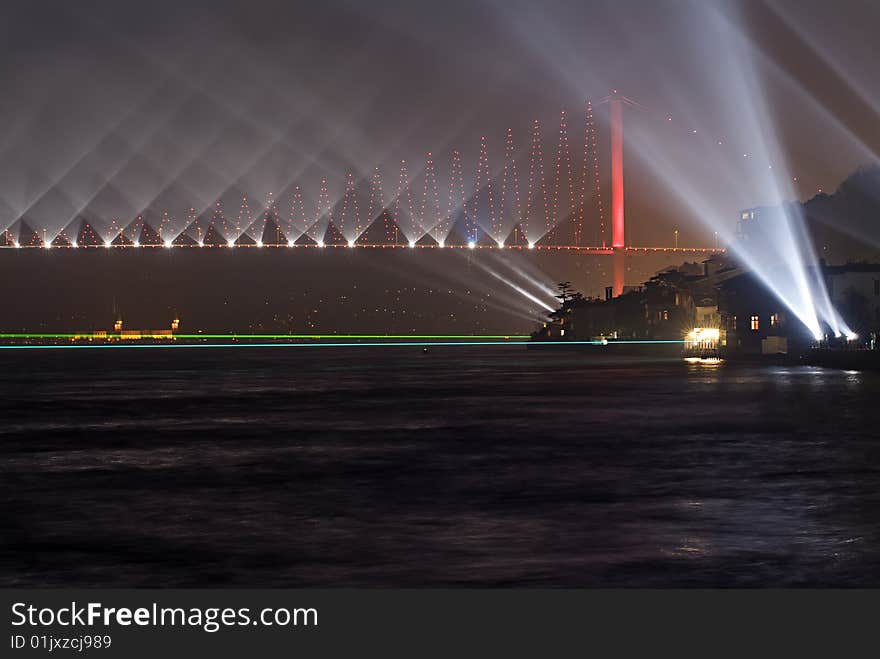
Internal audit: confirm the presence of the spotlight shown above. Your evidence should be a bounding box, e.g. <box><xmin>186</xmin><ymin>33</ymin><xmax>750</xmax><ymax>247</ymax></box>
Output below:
<box><xmin>287</xmin><ymin>240</ymin><xmax>295</xmax><ymax>247</ymax></box>
<box><xmin>497</xmin><ymin>241</ymin><xmax>505</xmax><ymax>248</ymax></box>
<box><xmin>197</xmin><ymin>241</ymin><xmax>204</xmax><ymax>248</ymax></box>
<box><xmin>348</xmin><ymin>239</ymin><xmax>355</xmax><ymax>248</ymax></box>
<box><xmin>528</xmin><ymin>242</ymin><xmax>535</xmax><ymax>250</ymax></box>
<box><xmin>317</xmin><ymin>240</ymin><xmax>325</xmax><ymax>248</ymax></box>
<box><xmin>71</xmin><ymin>241</ymin><xmax>78</xmax><ymax>248</ymax></box>
<box><xmin>438</xmin><ymin>240</ymin><xmax>445</xmax><ymax>248</ymax></box>
<box><xmin>846</xmin><ymin>331</ymin><xmax>859</xmax><ymax>341</ymax></box>
<box><xmin>133</xmin><ymin>241</ymin><xmax>140</xmax><ymax>248</ymax></box>
<box><xmin>164</xmin><ymin>240</ymin><xmax>173</xmax><ymax>249</ymax></box>
<box><xmin>408</xmin><ymin>240</ymin><xmax>416</xmax><ymax>248</ymax></box>
<box><xmin>44</xmin><ymin>242</ymin><xmax>52</xmax><ymax>249</ymax></box>
<box><xmin>256</xmin><ymin>240</ymin><xmax>263</xmax><ymax>248</ymax></box>
<box><xmin>227</xmin><ymin>239</ymin><xmax>236</xmax><ymax>248</ymax></box>
<box><xmin>13</xmin><ymin>242</ymin><xmax>20</xmax><ymax>249</ymax></box>
<box><xmin>467</xmin><ymin>241</ymin><xmax>476</xmax><ymax>249</ymax></box>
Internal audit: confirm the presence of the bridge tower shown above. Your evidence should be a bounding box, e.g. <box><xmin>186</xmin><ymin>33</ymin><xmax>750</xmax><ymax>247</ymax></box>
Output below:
<box><xmin>609</xmin><ymin>91</ymin><xmax>626</xmax><ymax>296</ymax></box>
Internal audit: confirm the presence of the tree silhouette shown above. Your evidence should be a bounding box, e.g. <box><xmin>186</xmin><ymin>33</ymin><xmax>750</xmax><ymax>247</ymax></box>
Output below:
<box><xmin>555</xmin><ymin>281</ymin><xmax>576</xmax><ymax>305</ymax></box>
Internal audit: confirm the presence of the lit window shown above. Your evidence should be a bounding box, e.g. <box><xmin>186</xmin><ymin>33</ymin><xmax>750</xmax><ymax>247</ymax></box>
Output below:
<box><xmin>560</xmin><ymin>329</ymin><xmax>565</xmax><ymax>337</ymax></box>
<box><xmin>770</xmin><ymin>313</ymin><xmax>779</xmax><ymax>327</ymax></box>
<box><xmin>750</xmin><ymin>315</ymin><xmax>760</xmax><ymax>331</ymax></box>
<box><xmin>663</xmin><ymin>310</ymin><xmax>669</xmax><ymax>321</ymax></box>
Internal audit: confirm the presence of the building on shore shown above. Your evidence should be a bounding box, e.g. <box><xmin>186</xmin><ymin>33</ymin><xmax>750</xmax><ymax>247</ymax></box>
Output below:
<box><xmin>535</xmin><ymin>199</ymin><xmax>880</xmax><ymax>352</ymax></box>
<box><xmin>823</xmin><ymin>262</ymin><xmax>880</xmax><ymax>345</ymax></box>
<box><xmin>70</xmin><ymin>316</ymin><xmax>182</xmax><ymax>342</ymax></box>
<box><xmin>534</xmin><ymin>256</ymin><xmax>880</xmax><ymax>354</ymax></box>
<box><xmin>534</xmin><ymin>255</ymin><xmax>737</xmax><ymax>345</ymax></box>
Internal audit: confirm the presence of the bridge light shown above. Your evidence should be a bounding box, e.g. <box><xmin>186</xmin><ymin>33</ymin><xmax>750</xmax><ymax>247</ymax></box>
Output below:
<box><xmin>467</xmin><ymin>241</ymin><xmax>476</xmax><ymax>249</ymax></box>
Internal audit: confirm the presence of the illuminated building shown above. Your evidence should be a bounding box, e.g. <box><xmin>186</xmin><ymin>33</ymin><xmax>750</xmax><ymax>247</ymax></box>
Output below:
<box><xmin>735</xmin><ymin>206</ymin><xmax>772</xmax><ymax>242</ymax></box>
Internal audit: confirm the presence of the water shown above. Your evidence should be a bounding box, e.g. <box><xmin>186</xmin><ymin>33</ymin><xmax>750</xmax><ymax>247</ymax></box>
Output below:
<box><xmin>2</xmin><ymin>346</ymin><xmax>879</xmax><ymax>586</ymax></box>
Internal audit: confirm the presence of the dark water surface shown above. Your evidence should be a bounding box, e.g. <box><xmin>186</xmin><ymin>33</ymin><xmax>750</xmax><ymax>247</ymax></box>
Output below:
<box><xmin>2</xmin><ymin>347</ymin><xmax>879</xmax><ymax>586</ymax></box>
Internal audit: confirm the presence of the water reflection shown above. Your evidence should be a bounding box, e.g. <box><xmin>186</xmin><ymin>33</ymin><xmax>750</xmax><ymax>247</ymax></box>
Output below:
<box><xmin>1</xmin><ymin>348</ymin><xmax>878</xmax><ymax>586</ymax></box>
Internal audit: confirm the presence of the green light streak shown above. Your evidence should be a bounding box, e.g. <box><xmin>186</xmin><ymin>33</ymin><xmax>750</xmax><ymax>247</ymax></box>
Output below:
<box><xmin>0</xmin><ymin>340</ymin><xmax>684</xmax><ymax>350</ymax></box>
<box><xmin>0</xmin><ymin>333</ymin><xmax>529</xmax><ymax>340</ymax></box>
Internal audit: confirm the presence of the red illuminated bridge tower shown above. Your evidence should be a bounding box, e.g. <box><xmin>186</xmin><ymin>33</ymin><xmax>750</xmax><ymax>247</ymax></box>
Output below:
<box><xmin>608</xmin><ymin>91</ymin><xmax>627</xmax><ymax>297</ymax></box>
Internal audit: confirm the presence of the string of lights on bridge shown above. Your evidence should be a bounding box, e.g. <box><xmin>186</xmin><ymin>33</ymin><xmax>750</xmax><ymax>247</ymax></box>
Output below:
<box><xmin>0</xmin><ymin>96</ymin><xmax>756</xmax><ymax>254</ymax></box>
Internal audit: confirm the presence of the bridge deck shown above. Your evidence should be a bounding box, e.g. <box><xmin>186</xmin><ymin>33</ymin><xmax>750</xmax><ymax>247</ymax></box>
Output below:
<box><xmin>0</xmin><ymin>243</ymin><xmax>724</xmax><ymax>254</ymax></box>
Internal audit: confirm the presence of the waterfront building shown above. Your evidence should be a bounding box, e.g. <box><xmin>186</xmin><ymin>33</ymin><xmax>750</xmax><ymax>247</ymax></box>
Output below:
<box><xmin>823</xmin><ymin>262</ymin><xmax>880</xmax><ymax>339</ymax></box>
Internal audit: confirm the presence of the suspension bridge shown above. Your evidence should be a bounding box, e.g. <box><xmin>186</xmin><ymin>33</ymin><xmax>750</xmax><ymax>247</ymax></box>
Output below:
<box><xmin>0</xmin><ymin>92</ymin><xmax>723</xmax><ymax>295</ymax></box>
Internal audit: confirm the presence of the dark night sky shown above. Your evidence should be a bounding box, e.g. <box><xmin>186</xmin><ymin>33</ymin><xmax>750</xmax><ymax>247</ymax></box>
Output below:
<box><xmin>0</xmin><ymin>0</ymin><xmax>877</xmax><ymax>331</ymax></box>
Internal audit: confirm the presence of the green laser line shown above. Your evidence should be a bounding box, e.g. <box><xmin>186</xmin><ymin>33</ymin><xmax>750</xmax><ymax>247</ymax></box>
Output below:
<box><xmin>0</xmin><ymin>333</ymin><xmax>530</xmax><ymax>340</ymax></box>
<box><xmin>0</xmin><ymin>340</ymin><xmax>685</xmax><ymax>350</ymax></box>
